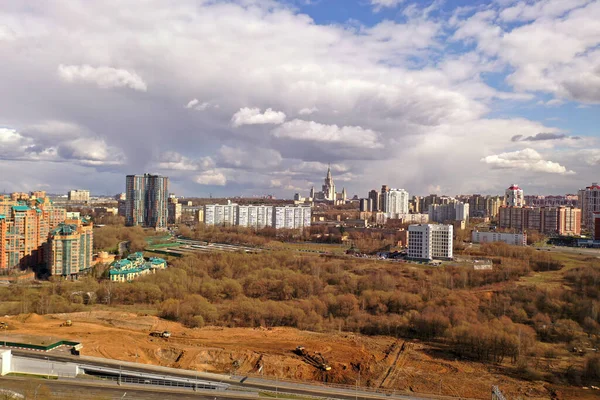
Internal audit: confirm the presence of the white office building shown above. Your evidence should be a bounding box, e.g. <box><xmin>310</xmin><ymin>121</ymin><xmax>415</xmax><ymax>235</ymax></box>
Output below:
<box><xmin>383</xmin><ymin>189</ymin><xmax>409</xmax><ymax>217</ymax></box>
<box><xmin>408</xmin><ymin>224</ymin><xmax>453</xmax><ymax>261</ymax></box>
<box><xmin>204</xmin><ymin>203</ymin><xmax>238</xmax><ymax>226</ymax></box>
<box><xmin>471</xmin><ymin>231</ymin><xmax>526</xmax><ymax>246</ymax></box>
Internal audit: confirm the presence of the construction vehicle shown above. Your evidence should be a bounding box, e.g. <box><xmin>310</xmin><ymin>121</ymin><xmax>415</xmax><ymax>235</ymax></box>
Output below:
<box><xmin>294</xmin><ymin>346</ymin><xmax>332</xmax><ymax>371</ymax></box>
<box><xmin>0</xmin><ymin>322</ymin><xmax>8</xmax><ymax>330</ymax></box>
<box><xmin>149</xmin><ymin>331</ymin><xmax>171</xmax><ymax>338</ymax></box>
<box><xmin>60</xmin><ymin>320</ymin><xmax>72</xmax><ymax>327</ymax></box>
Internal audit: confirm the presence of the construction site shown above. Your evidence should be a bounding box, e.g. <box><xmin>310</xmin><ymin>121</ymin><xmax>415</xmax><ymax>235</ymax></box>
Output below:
<box><xmin>0</xmin><ymin>311</ymin><xmax>595</xmax><ymax>400</ymax></box>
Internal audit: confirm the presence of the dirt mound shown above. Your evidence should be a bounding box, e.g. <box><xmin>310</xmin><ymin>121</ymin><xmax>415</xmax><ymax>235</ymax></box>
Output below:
<box><xmin>16</xmin><ymin>313</ymin><xmax>46</xmax><ymax>323</ymax></box>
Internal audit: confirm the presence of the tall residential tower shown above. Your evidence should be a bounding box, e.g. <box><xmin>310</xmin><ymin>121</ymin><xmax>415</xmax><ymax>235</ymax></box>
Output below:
<box><xmin>125</xmin><ymin>174</ymin><xmax>169</xmax><ymax>230</ymax></box>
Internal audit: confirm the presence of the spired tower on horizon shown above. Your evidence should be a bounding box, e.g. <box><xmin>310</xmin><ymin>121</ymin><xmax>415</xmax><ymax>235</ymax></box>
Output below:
<box><xmin>308</xmin><ymin>165</ymin><xmax>346</xmax><ymax>204</ymax></box>
<box><xmin>322</xmin><ymin>164</ymin><xmax>336</xmax><ymax>201</ymax></box>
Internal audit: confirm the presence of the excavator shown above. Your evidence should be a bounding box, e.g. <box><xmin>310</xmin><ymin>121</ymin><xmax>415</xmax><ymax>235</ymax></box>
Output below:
<box><xmin>294</xmin><ymin>346</ymin><xmax>332</xmax><ymax>371</ymax></box>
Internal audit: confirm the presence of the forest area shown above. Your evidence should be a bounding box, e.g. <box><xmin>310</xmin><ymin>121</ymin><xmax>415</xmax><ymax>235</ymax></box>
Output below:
<box><xmin>1</xmin><ymin>241</ymin><xmax>600</xmax><ymax>388</ymax></box>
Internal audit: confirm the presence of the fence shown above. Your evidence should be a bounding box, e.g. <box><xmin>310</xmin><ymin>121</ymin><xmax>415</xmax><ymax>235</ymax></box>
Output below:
<box><xmin>242</xmin><ymin>373</ymin><xmax>465</xmax><ymax>400</ymax></box>
<box><xmin>91</xmin><ymin>374</ymin><xmax>251</xmax><ymax>394</ymax></box>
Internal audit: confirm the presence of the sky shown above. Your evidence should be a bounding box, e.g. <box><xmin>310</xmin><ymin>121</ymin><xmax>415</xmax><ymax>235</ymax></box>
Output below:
<box><xmin>1</xmin><ymin>0</ymin><xmax>599</xmax><ymax>198</ymax></box>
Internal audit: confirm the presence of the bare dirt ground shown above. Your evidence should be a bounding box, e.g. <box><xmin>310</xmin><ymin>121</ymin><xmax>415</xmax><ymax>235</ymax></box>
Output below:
<box><xmin>1</xmin><ymin>311</ymin><xmax>596</xmax><ymax>400</ymax></box>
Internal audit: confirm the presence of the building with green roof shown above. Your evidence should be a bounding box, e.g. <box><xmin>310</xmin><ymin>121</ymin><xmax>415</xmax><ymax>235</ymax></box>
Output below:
<box><xmin>109</xmin><ymin>252</ymin><xmax>166</xmax><ymax>282</ymax></box>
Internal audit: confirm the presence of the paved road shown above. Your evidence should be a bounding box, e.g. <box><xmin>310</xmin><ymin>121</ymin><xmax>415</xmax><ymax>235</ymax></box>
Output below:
<box><xmin>0</xmin><ymin>376</ymin><xmax>249</xmax><ymax>400</ymax></box>
<box><xmin>533</xmin><ymin>246</ymin><xmax>600</xmax><ymax>256</ymax></box>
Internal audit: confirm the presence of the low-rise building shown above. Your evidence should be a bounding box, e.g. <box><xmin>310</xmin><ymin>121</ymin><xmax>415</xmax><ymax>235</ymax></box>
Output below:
<box><xmin>471</xmin><ymin>231</ymin><xmax>526</xmax><ymax>246</ymax></box>
<box><xmin>109</xmin><ymin>252</ymin><xmax>167</xmax><ymax>282</ymax></box>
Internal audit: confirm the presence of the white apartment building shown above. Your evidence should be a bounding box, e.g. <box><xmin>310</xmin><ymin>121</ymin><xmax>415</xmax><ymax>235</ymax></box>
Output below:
<box><xmin>408</xmin><ymin>224</ymin><xmax>453</xmax><ymax>261</ymax></box>
<box><xmin>237</xmin><ymin>205</ymin><xmax>274</xmax><ymax>229</ymax></box>
<box><xmin>204</xmin><ymin>203</ymin><xmax>238</xmax><ymax>226</ymax></box>
<box><xmin>273</xmin><ymin>205</ymin><xmax>311</xmax><ymax>229</ymax></box>
<box><xmin>505</xmin><ymin>184</ymin><xmax>525</xmax><ymax>207</ymax></box>
<box><xmin>68</xmin><ymin>189</ymin><xmax>90</xmax><ymax>202</ymax></box>
<box><xmin>471</xmin><ymin>231</ymin><xmax>527</xmax><ymax>246</ymax></box>
<box><xmin>384</xmin><ymin>189</ymin><xmax>409</xmax><ymax>217</ymax></box>
<box><xmin>204</xmin><ymin>204</ymin><xmax>310</xmax><ymax>229</ymax></box>
<box><xmin>397</xmin><ymin>213</ymin><xmax>429</xmax><ymax>224</ymax></box>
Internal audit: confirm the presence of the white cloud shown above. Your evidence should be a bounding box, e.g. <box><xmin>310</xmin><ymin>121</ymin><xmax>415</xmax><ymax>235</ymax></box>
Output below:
<box><xmin>57</xmin><ymin>64</ymin><xmax>147</xmax><ymax>91</ymax></box>
<box><xmin>298</xmin><ymin>107</ymin><xmax>318</xmax><ymax>115</ymax></box>
<box><xmin>370</xmin><ymin>0</ymin><xmax>404</xmax><ymax>11</ymax></box>
<box><xmin>155</xmin><ymin>151</ymin><xmax>214</xmax><ymax>171</ymax></box>
<box><xmin>231</xmin><ymin>107</ymin><xmax>287</xmax><ymax>127</ymax></box>
<box><xmin>271</xmin><ymin>119</ymin><xmax>382</xmax><ymax>149</ymax></box>
<box><xmin>481</xmin><ymin>148</ymin><xmax>574</xmax><ymax>175</ymax></box>
<box><xmin>194</xmin><ymin>170</ymin><xmax>227</xmax><ymax>186</ymax></box>
<box><xmin>185</xmin><ymin>99</ymin><xmax>199</xmax><ymax>109</ymax></box>
<box><xmin>2</xmin><ymin>0</ymin><xmax>599</xmax><ymax>196</ymax></box>
<box><xmin>57</xmin><ymin>137</ymin><xmax>124</xmax><ymax>165</ymax></box>
<box><xmin>186</xmin><ymin>98</ymin><xmax>215</xmax><ymax>111</ymax></box>
<box><xmin>499</xmin><ymin>0</ymin><xmax>591</xmax><ymax>22</ymax></box>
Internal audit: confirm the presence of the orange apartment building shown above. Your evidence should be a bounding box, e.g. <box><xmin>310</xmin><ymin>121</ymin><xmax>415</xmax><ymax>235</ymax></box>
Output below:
<box><xmin>498</xmin><ymin>206</ymin><xmax>581</xmax><ymax>235</ymax></box>
<box><xmin>0</xmin><ymin>193</ymin><xmax>75</xmax><ymax>273</ymax></box>
<box><xmin>46</xmin><ymin>218</ymin><xmax>93</xmax><ymax>278</ymax></box>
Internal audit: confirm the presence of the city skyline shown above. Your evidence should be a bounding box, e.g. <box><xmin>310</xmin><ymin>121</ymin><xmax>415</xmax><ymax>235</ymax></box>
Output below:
<box><xmin>0</xmin><ymin>1</ymin><xmax>599</xmax><ymax>197</ymax></box>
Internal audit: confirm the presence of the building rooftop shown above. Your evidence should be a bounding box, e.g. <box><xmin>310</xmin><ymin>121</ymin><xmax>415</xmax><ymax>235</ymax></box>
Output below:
<box><xmin>12</xmin><ymin>205</ymin><xmax>30</xmax><ymax>212</ymax></box>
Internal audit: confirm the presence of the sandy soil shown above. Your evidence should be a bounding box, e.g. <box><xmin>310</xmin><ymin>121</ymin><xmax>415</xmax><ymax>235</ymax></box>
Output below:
<box><xmin>1</xmin><ymin>311</ymin><xmax>596</xmax><ymax>400</ymax></box>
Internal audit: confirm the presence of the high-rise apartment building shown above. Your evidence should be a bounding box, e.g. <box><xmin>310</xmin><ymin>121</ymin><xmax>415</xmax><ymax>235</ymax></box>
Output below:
<box><xmin>167</xmin><ymin>196</ymin><xmax>182</xmax><ymax>224</ymax></box>
<box><xmin>273</xmin><ymin>205</ymin><xmax>311</xmax><ymax>229</ymax></box>
<box><xmin>0</xmin><ymin>193</ymin><xmax>73</xmax><ymax>272</ymax></box>
<box><xmin>428</xmin><ymin>201</ymin><xmax>469</xmax><ymax>223</ymax></box>
<box><xmin>204</xmin><ymin>203</ymin><xmax>238</xmax><ymax>226</ymax></box>
<box><xmin>408</xmin><ymin>224</ymin><xmax>453</xmax><ymax>261</ymax></box>
<box><xmin>525</xmin><ymin>195</ymin><xmax>578</xmax><ymax>207</ymax></box>
<box><xmin>204</xmin><ymin>203</ymin><xmax>310</xmax><ymax>230</ymax></box>
<box><xmin>368</xmin><ymin>190</ymin><xmax>380</xmax><ymax>212</ymax></box>
<box><xmin>498</xmin><ymin>206</ymin><xmax>581</xmax><ymax>235</ymax></box>
<box><xmin>46</xmin><ymin>219</ymin><xmax>93</xmax><ymax>278</ymax></box>
<box><xmin>383</xmin><ymin>189</ymin><xmax>409</xmax><ymax>216</ymax></box>
<box><xmin>68</xmin><ymin>190</ymin><xmax>90</xmax><ymax>202</ymax></box>
<box><xmin>359</xmin><ymin>199</ymin><xmax>372</xmax><ymax>212</ymax></box>
<box><xmin>125</xmin><ymin>174</ymin><xmax>169</xmax><ymax>230</ymax></box>
<box><xmin>578</xmin><ymin>183</ymin><xmax>600</xmax><ymax>230</ymax></box>
<box><xmin>594</xmin><ymin>213</ymin><xmax>600</xmax><ymax>241</ymax></box>
<box><xmin>237</xmin><ymin>205</ymin><xmax>274</xmax><ymax>229</ymax></box>
<box><xmin>505</xmin><ymin>184</ymin><xmax>525</xmax><ymax>207</ymax></box>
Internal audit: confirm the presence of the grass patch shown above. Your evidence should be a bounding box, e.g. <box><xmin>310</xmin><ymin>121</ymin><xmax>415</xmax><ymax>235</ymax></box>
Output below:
<box><xmin>7</xmin><ymin>373</ymin><xmax>58</xmax><ymax>380</ymax></box>
<box><xmin>265</xmin><ymin>242</ymin><xmax>349</xmax><ymax>255</ymax></box>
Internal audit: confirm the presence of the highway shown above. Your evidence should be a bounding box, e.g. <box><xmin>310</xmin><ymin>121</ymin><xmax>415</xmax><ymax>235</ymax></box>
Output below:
<box><xmin>10</xmin><ymin>350</ymin><xmax>464</xmax><ymax>400</ymax></box>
